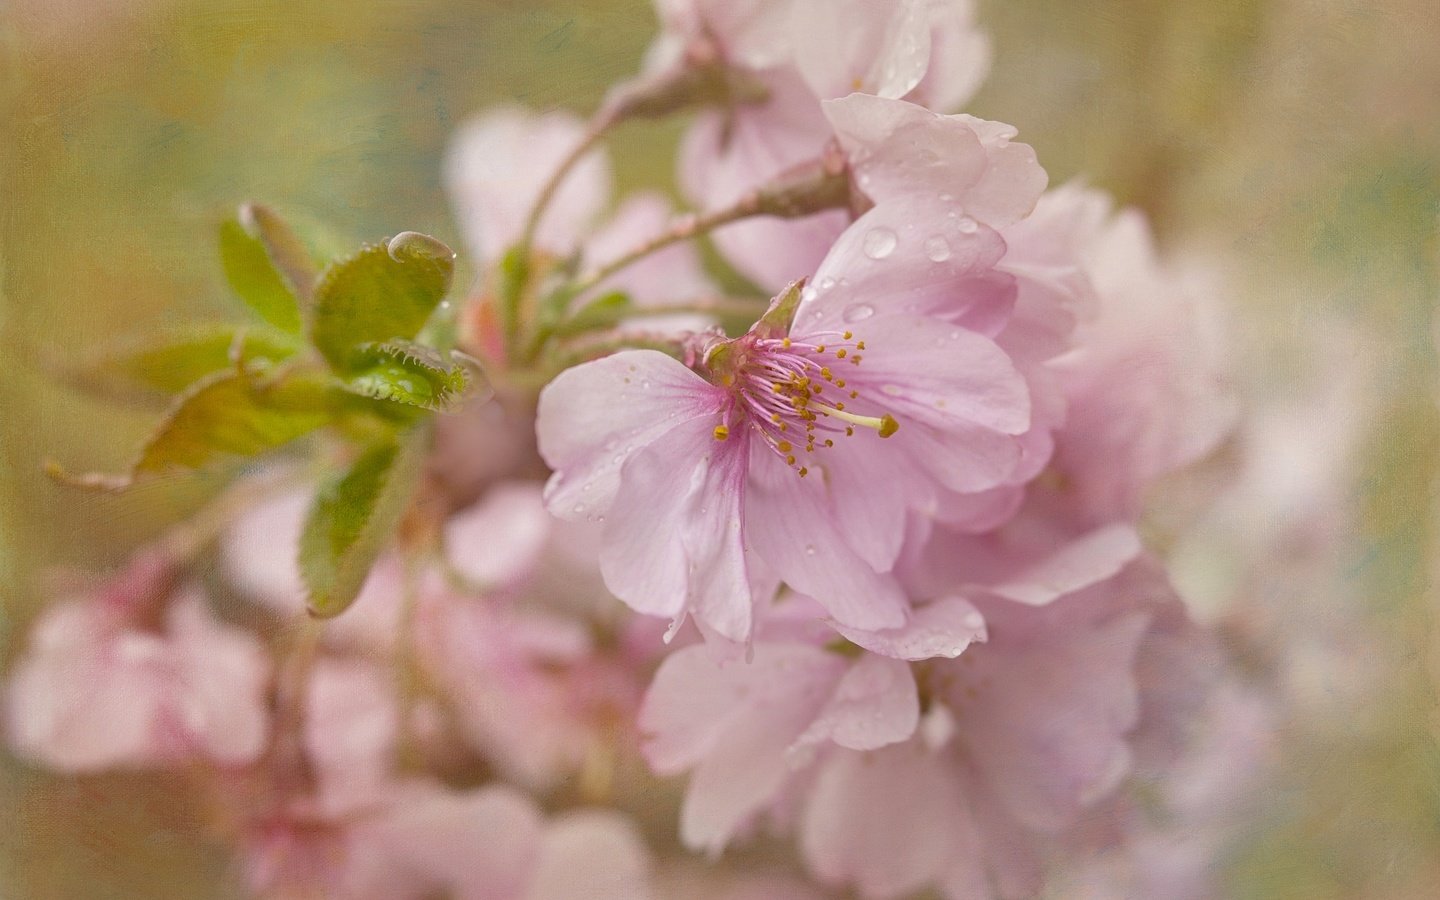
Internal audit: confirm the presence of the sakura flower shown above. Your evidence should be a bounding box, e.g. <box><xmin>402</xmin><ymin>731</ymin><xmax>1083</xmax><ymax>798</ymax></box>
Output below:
<box><xmin>640</xmin><ymin>558</ymin><xmax>1181</xmax><ymax>899</ymax></box>
<box><xmin>1048</xmin><ymin>198</ymin><xmax>1236</xmax><ymax>525</ymax></box>
<box><xmin>538</xmin><ymin>209</ymin><xmax>1031</xmax><ymax>641</ymax></box>
<box><xmin>5</xmin><ymin>557</ymin><xmax>270</xmax><ymax>772</ymax></box>
<box><xmin>668</xmin><ymin>4</ymin><xmax>1008</xmax><ymax>291</ymax></box>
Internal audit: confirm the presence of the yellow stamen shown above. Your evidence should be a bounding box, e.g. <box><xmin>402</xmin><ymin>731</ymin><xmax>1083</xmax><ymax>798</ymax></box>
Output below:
<box><xmin>835</xmin><ymin>348</ymin><xmax>847</xmax><ymax>359</ymax></box>
<box><xmin>713</xmin><ymin>424</ymin><xmax>729</xmax><ymax>441</ymax></box>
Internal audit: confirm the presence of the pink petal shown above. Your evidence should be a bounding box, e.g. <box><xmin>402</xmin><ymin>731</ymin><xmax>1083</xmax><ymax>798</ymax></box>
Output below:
<box><xmin>745</xmin><ymin>449</ymin><xmax>908</xmax><ymax>630</ymax></box>
<box><xmin>538</xmin><ymin>349</ymin><xmax>723</xmax><ymax>522</ymax></box>
<box><xmin>792</xmin><ymin>0</ymin><xmax>931</xmax><ymax>100</ymax></box>
<box><xmin>912</xmin><ymin>0</ymin><xmax>991</xmax><ymax>112</ymax></box>
<box><xmin>305</xmin><ymin>659</ymin><xmax>400</xmax><ymax>816</ymax></box>
<box><xmin>984</xmin><ymin>524</ymin><xmax>1143</xmax><ymax>606</ymax></box>
<box><xmin>788</xmin><ymin>653</ymin><xmax>919</xmax><ymax>761</ymax></box>
<box><xmin>801</xmin><ymin>743</ymin><xmax>977</xmax><ymax>899</ymax></box>
<box><xmin>823</xmin><ymin>312</ymin><xmax>1030</xmax><ymax>434</ymax></box>
<box><xmin>945</xmin><ymin>610</ymin><xmax>1151</xmax><ymax>830</ymax></box>
<box><xmin>800</xmin><ymin>199</ymin><xmax>1015</xmax><ymax>337</ymax></box>
<box><xmin>831</xmin><ymin>595</ymin><xmax>987</xmax><ymax>661</ymax></box>
<box><xmin>600</xmin><ymin>414</ymin><xmax>753</xmax><ymax>638</ymax></box>
<box><xmin>639</xmin><ymin>643</ymin><xmax>845</xmax><ymax>854</ymax></box>
<box><xmin>167</xmin><ymin>594</ymin><xmax>271</xmax><ymax>765</ymax></box>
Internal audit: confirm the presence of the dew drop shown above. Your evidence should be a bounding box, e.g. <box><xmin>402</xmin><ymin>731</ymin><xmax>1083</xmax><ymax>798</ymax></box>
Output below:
<box><xmin>861</xmin><ymin>227</ymin><xmax>897</xmax><ymax>260</ymax></box>
<box><xmin>818</xmin><ymin>276</ymin><xmax>836</xmax><ymax>291</ymax></box>
<box><xmin>439</xmin><ymin>300</ymin><xmax>452</xmax><ymax>311</ymax></box>
<box><xmin>956</xmin><ymin>216</ymin><xmax>978</xmax><ymax>234</ymax></box>
<box><xmin>572</xmin><ymin>504</ymin><xmax>586</xmax><ymax>515</ymax></box>
<box><xmin>805</xmin><ymin>544</ymin><xmax>817</xmax><ymax>556</ymax></box>
<box><xmin>843</xmin><ymin>303</ymin><xmax>875</xmax><ymax>323</ymax></box>
<box><xmin>924</xmin><ymin>235</ymin><xmax>951</xmax><ymax>262</ymax></box>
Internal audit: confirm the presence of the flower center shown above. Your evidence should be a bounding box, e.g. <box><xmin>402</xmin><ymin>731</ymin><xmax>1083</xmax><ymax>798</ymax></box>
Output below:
<box><xmin>710</xmin><ymin>329</ymin><xmax>898</xmax><ymax>477</ymax></box>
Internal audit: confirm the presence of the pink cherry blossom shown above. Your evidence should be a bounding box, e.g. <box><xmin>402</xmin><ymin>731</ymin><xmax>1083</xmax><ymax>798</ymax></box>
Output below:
<box><xmin>538</xmin><ymin>208</ymin><xmax>1031</xmax><ymax>641</ymax></box>
<box><xmin>1048</xmin><ymin>196</ymin><xmax>1236</xmax><ymax>524</ymax></box>
<box><xmin>5</xmin><ymin>559</ymin><xmax>270</xmax><ymax>772</ymax></box>
<box><xmin>638</xmin><ymin>549</ymin><xmax>1204</xmax><ymax>898</ymax></box>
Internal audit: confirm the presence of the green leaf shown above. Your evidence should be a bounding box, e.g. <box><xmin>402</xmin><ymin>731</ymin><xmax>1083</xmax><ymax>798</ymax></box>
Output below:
<box><xmin>47</xmin><ymin>369</ymin><xmax>333</xmax><ymax>490</ymax></box>
<box><xmin>63</xmin><ymin>324</ymin><xmax>302</xmax><ymax>399</ymax></box>
<box><xmin>219</xmin><ymin>214</ymin><xmax>305</xmax><ymax>334</ymax></box>
<box><xmin>240</xmin><ymin>203</ymin><xmax>319</xmax><ymax>303</ymax></box>
<box><xmin>342</xmin><ymin>339</ymin><xmax>483</xmax><ymax>411</ymax></box>
<box><xmin>310</xmin><ymin>233</ymin><xmax>455</xmax><ymax>375</ymax></box>
<box><xmin>299</xmin><ymin>427</ymin><xmax>428</xmax><ymax>618</ymax></box>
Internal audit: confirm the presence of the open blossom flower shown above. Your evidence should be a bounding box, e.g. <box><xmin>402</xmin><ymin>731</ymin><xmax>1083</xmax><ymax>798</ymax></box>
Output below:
<box><xmin>641</xmin><ymin>554</ymin><xmax>1193</xmax><ymax>899</ymax></box>
<box><xmin>538</xmin><ymin>200</ymin><xmax>1031</xmax><ymax>642</ymax></box>
<box><xmin>668</xmin><ymin>5</ymin><xmax>1002</xmax><ymax>291</ymax></box>
<box><xmin>5</xmin><ymin>554</ymin><xmax>270</xmax><ymax>772</ymax></box>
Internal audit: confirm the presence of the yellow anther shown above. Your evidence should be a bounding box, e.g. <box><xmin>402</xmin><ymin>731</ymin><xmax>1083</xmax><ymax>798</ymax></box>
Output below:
<box><xmin>771</xmin><ymin>413</ymin><xmax>782</xmax><ymax>424</ymax></box>
<box><xmin>843</xmin><ymin>330</ymin><xmax>853</xmax><ymax>340</ymax></box>
<box><xmin>835</xmin><ymin>379</ymin><xmax>845</xmax><ymax>388</ymax></box>
<box><xmin>778</xmin><ymin>441</ymin><xmax>792</xmax><ymax>453</ymax></box>
<box><xmin>786</xmin><ymin>454</ymin><xmax>796</xmax><ymax>465</ymax></box>
<box><xmin>820</xmin><ymin>367</ymin><xmax>832</xmax><ymax>380</ymax></box>
<box><xmin>782</xmin><ymin>337</ymin><xmax>791</xmax><ymax>348</ymax></box>
<box><xmin>846</xmin><ymin>426</ymin><xmax>855</xmax><ymax>436</ymax></box>
<box><xmin>835</xmin><ymin>401</ymin><xmax>846</xmax><ymax>411</ymax></box>
<box><xmin>856</xmin><ymin>341</ymin><xmax>865</xmax><ymax>350</ymax></box>
<box><xmin>799</xmin><ymin>467</ymin><xmax>809</xmax><ymax>477</ymax></box>
<box><xmin>713</xmin><ymin>424</ymin><xmax>730</xmax><ymax>441</ymax></box>
<box><xmin>835</xmin><ymin>349</ymin><xmax>847</xmax><ymax>359</ymax></box>
<box><xmin>850</xmin><ymin>356</ymin><xmax>862</xmax><ymax>365</ymax></box>
<box><xmin>850</xmin><ymin>390</ymin><xmax>859</xmax><ymax>399</ymax></box>
<box><xmin>824</xmin><ymin>439</ymin><xmax>834</xmax><ymax>447</ymax></box>
<box><xmin>879</xmin><ymin>414</ymin><xmax>899</xmax><ymax>438</ymax></box>
<box><xmin>816</xmin><ymin>344</ymin><xmax>826</xmax><ymax>353</ymax></box>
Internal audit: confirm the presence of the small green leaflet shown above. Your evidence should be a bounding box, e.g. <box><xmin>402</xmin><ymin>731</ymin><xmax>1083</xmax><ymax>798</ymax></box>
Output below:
<box><xmin>343</xmin><ymin>339</ymin><xmax>485</xmax><ymax>411</ymax></box>
<box><xmin>309</xmin><ymin>233</ymin><xmax>455</xmax><ymax>375</ymax></box>
<box><xmin>47</xmin><ymin>369</ymin><xmax>332</xmax><ymax>490</ymax></box>
<box><xmin>299</xmin><ymin>426</ymin><xmax>429</xmax><ymax>618</ymax></box>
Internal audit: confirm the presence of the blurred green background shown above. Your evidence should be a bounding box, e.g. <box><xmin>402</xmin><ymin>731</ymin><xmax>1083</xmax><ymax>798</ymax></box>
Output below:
<box><xmin>2</xmin><ymin>0</ymin><xmax>1437</xmax><ymax>896</ymax></box>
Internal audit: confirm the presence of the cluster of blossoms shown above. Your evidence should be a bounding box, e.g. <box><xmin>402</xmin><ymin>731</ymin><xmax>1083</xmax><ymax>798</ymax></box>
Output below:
<box><xmin>7</xmin><ymin>1</ymin><xmax>1264</xmax><ymax>897</ymax></box>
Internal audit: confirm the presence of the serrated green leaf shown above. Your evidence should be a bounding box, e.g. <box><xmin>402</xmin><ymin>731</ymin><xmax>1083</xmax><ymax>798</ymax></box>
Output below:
<box><xmin>220</xmin><ymin>218</ymin><xmax>304</xmax><ymax>334</ymax></box>
<box><xmin>342</xmin><ymin>339</ymin><xmax>479</xmax><ymax>411</ymax></box>
<box><xmin>299</xmin><ymin>427</ymin><xmax>428</xmax><ymax>618</ymax></box>
<box><xmin>310</xmin><ymin>233</ymin><xmax>455</xmax><ymax>374</ymax></box>
<box><xmin>47</xmin><ymin>369</ymin><xmax>334</xmax><ymax>490</ymax></box>
<box><xmin>63</xmin><ymin>324</ymin><xmax>303</xmax><ymax>399</ymax></box>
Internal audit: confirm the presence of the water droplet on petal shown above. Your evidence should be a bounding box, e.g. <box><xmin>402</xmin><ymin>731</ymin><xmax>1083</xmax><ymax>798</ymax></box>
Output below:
<box><xmin>956</xmin><ymin>216</ymin><xmax>978</xmax><ymax>234</ymax></box>
<box><xmin>843</xmin><ymin>303</ymin><xmax>875</xmax><ymax>323</ymax></box>
<box><xmin>572</xmin><ymin>503</ymin><xmax>586</xmax><ymax>515</ymax></box>
<box><xmin>924</xmin><ymin>235</ymin><xmax>951</xmax><ymax>262</ymax></box>
<box><xmin>818</xmin><ymin>276</ymin><xmax>836</xmax><ymax>290</ymax></box>
<box><xmin>862</xmin><ymin>227</ymin><xmax>897</xmax><ymax>260</ymax></box>
<box><xmin>805</xmin><ymin>544</ymin><xmax>817</xmax><ymax>556</ymax></box>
